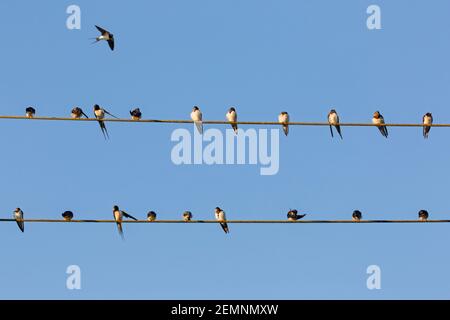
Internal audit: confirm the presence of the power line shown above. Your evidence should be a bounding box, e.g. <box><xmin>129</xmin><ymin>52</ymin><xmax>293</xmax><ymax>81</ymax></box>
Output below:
<box><xmin>0</xmin><ymin>115</ymin><xmax>443</xmax><ymax>127</ymax></box>
<box><xmin>0</xmin><ymin>219</ymin><xmax>447</xmax><ymax>224</ymax></box>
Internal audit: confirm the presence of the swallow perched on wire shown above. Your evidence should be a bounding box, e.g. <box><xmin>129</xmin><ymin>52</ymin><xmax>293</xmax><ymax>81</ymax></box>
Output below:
<box><xmin>190</xmin><ymin>106</ymin><xmax>203</xmax><ymax>134</ymax></box>
<box><xmin>418</xmin><ymin>209</ymin><xmax>429</xmax><ymax>222</ymax></box>
<box><xmin>25</xmin><ymin>107</ymin><xmax>35</xmax><ymax>118</ymax></box>
<box><xmin>92</xmin><ymin>25</ymin><xmax>114</xmax><ymax>51</ymax></box>
<box><xmin>130</xmin><ymin>108</ymin><xmax>142</xmax><ymax>120</ymax></box>
<box><xmin>13</xmin><ymin>208</ymin><xmax>24</xmax><ymax>232</ymax></box>
<box><xmin>93</xmin><ymin>104</ymin><xmax>118</xmax><ymax>139</ymax></box>
<box><xmin>62</xmin><ymin>211</ymin><xmax>74</xmax><ymax>221</ymax></box>
<box><xmin>328</xmin><ymin>109</ymin><xmax>343</xmax><ymax>139</ymax></box>
<box><xmin>226</xmin><ymin>107</ymin><xmax>238</xmax><ymax>134</ymax></box>
<box><xmin>183</xmin><ymin>211</ymin><xmax>193</xmax><ymax>221</ymax></box>
<box><xmin>287</xmin><ymin>209</ymin><xmax>306</xmax><ymax>221</ymax></box>
<box><xmin>422</xmin><ymin>113</ymin><xmax>433</xmax><ymax>139</ymax></box>
<box><xmin>372</xmin><ymin>111</ymin><xmax>388</xmax><ymax>138</ymax></box>
<box><xmin>71</xmin><ymin>107</ymin><xmax>89</xmax><ymax>119</ymax></box>
<box><xmin>352</xmin><ymin>210</ymin><xmax>362</xmax><ymax>222</ymax></box>
<box><xmin>215</xmin><ymin>207</ymin><xmax>229</xmax><ymax>234</ymax></box>
<box><xmin>278</xmin><ymin>112</ymin><xmax>289</xmax><ymax>136</ymax></box>
<box><xmin>113</xmin><ymin>205</ymin><xmax>137</xmax><ymax>238</ymax></box>
<box><xmin>147</xmin><ymin>211</ymin><xmax>157</xmax><ymax>222</ymax></box>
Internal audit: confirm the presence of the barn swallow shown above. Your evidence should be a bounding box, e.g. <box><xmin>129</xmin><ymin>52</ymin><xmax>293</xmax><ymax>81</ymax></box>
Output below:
<box><xmin>13</xmin><ymin>208</ymin><xmax>24</xmax><ymax>232</ymax></box>
<box><xmin>71</xmin><ymin>107</ymin><xmax>89</xmax><ymax>119</ymax></box>
<box><xmin>130</xmin><ymin>108</ymin><xmax>142</xmax><ymax>120</ymax></box>
<box><xmin>328</xmin><ymin>109</ymin><xmax>343</xmax><ymax>139</ymax></box>
<box><xmin>278</xmin><ymin>112</ymin><xmax>289</xmax><ymax>136</ymax></box>
<box><xmin>190</xmin><ymin>106</ymin><xmax>203</xmax><ymax>134</ymax></box>
<box><xmin>215</xmin><ymin>207</ymin><xmax>229</xmax><ymax>234</ymax></box>
<box><xmin>423</xmin><ymin>113</ymin><xmax>433</xmax><ymax>139</ymax></box>
<box><xmin>352</xmin><ymin>210</ymin><xmax>362</xmax><ymax>222</ymax></box>
<box><xmin>62</xmin><ymin>211</ymin><xmax>74</xmax><ymax>221</ymax></box>
<box><xmin>93</xmin><ymin>25</ymin><xmax>114</xmax><ymax>51</ymax></box>
<box><xmin>147</xmin><ymin>211</ymin><xmax>157</xmax><ymax>222</ymax></box>
<box><xmin>25</xmin><ymin>107</ymin><xmax>35</xmax><ymax>118</ymax></box>
<box><xmin>372</xmin><ymin>111</ymin><xmax>388</xmax><ymax>138</ymax></box>
<box><xmin>183</xmin><ymin>211</ymin><xmax>193</xmax><ymax>221</ymax></box>
<box><xmin>287</xmin><ymin>209</ymin><xmax>306</xmax><ymax>221</ymax></box>
<box><xmin>226</xmin><ymin>107</ymin><xmax>238</xmax><ymax>134</ymax></box>
<box><xmin>93</xmin><ymin>104</ymin><xmax>118</xmax><ymax>139</ymax></box>
<box><xmin>418</xmin><ymin>209</ymin><xmax>429</xmax><ymax>222</ymax></box>
<box><xmin>113</xmin><ymin>205</ymin><xmax>137</xmax><ymax>238</ymax></box>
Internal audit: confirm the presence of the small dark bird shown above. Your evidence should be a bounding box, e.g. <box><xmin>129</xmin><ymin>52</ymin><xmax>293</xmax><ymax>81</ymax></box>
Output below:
<box><xmin>328</xmin><ymin>109</ymin><xmax>343</xmax><ymax>139</ymax></box>
<box><xmin>147</xmin><ymin>211</ymin><xmax>157</xmax><ymax>222</ymax></box>
<box><xmin>226</xmin><ymin>107</ymin><xmax>238</xmax><ymax>134</ymax></box>
<box><xmin>423</xmin><ymin>113</ymin><xmax>433</xmax><ymax>139</ymax></box>
<box><xmin>93</xmin><ymin>104</ymin><xmax>118</xmax><ymax>139</ymax></box>
<box><xmin>183</xmin><ymin>211</ymin><xmax>193</xmax><ymax>221</ymax></box>
<box><xmin>215</xmin><ymin>207</ymin><xmax>229</xmax><ymax>234</ymax></box>
<box><xmin>372</xmin><ymin>111</ymin><xmax>388</xmax><ymax>138</ymax></box>
<box><xmin>93</xmin><ymin>25</ymin><xmax>114</xmax><ymax>51</ymax></box>
<box><xmin>352</xmin><ymin>210</ymin><xmax>362</xmax><ymax>222</ymax></box>
<box><xmin>287</xmin><ymin>209</ymin><xmax>306</xmax><ymax>221</ymax></box>
<box><xmin>418</xmin><ymin>210</ymin><xmax>429</xmax><ymax>222</ymax></box>
<box><xmin>113</xmin><ymin>205</ymin><xmax>138</xmax><ymax>238</ymax></box>
<box><xmin>62</xmin><ymin>211</ymin><xmax>74</xmax><ymax>221</ymax></box>
<box><xmin>130</xmin><ymin>108</ymin><xmax>142</xmax><ymax>120</ymax></box>
<box><xmin>13</xmin><ymin>208</ymin><xmax>24</xmax><ymax>232</ymax></box>
<box><xmin>71</xmin><ymin>107</ymin><xmax>89</xmax><ymax>119</ymax></box>
<box><xmin>25</xmin><ymin>107</ymin><xmax>35</xmax><ymax>118</ymax></box>
<box><xmin>278</xmin><ymin>112</ymin><xmax>289</xmax><ymax>136</ymax></box>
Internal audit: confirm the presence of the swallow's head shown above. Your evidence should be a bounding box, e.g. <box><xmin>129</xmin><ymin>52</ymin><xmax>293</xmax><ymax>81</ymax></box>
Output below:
<box><xmin>280</xmin><ymin>111</ymin><xmax>288</xmax><ymax>115</ymax></box>
<box><xmin>14</xmin><ymin>208</ymin><xmax>21</xmax><ymax>213</ymax></box>
<box><xmin>113</xmin><ymin>205</ymin><xmax>119</xmax><ymax>211</ymax></box>
<box><xmin>94</xmin><ymin>104</ymin><xmax>100</xmax><ymax>111</ymax></box>
<box><xmin>373</xmin><ymin>111</ymin><xmax>380</xmax><ymax>118</ymax></box>
<box><xmin>330</xmin><ymin>109</ymin><xmax>336</xmax><ymax>114</ymax></box>
<box><xmin>192</xmin><ymin>106</ymin><xmax>199</xmax><ymax>111</ymax></box>
<box><xmin>425</xmin><ymin>112</ymin><xmax>432</xmax><ymax>117</ymax></box>
<box><xmin>215</xmin><ymin>207</ymin><xmax>222</xmax><ymax>213</ymax></box>
<box><xmin>229</xmin><ymin>107</ymin><xmax>236</xmax><ymax>113</ymax></box>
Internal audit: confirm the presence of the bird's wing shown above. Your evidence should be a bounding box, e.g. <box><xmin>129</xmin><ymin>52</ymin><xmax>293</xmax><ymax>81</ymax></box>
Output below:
<box><xmin>122</xmin><ymin>211</ymin><xmax>138</xmax><ymax>221</ymax></box>
<box><xmin>108</xmin><ymin>38</ymin><xmax>114</xmax><ymax>51</ymax></box>
<box><xmin>104</xmin><ymin>109</ymin><xmax>118</xmax><ymax>119</ymax></box>
<box><xmin>95</xmin><ymin>25</ymin><xmax>109</xmax><ymax>35</ymax></box>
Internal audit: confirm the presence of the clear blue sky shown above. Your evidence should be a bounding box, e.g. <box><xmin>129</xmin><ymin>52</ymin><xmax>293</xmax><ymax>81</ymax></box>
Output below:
<box><xmin>0</xmin><ymin>0</ymin><xmax>449</xmax><ymax>299</ymax></box>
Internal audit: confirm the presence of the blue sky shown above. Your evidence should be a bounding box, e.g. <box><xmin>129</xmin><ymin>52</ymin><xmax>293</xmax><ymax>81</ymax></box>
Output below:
<box><xmin>0</xmin><ymin>0</ymin><xmax>450</xmax><ymax>299</ymax></box>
